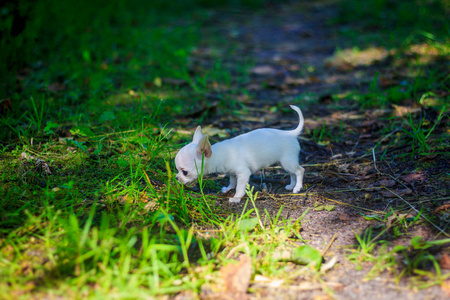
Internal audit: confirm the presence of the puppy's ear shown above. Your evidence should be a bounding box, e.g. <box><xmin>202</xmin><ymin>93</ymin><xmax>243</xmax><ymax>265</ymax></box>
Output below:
<box><xmin>196</xmin><ymin>135</ymin><xmax>212</xmax><ymax>159</ymax></box>
<box><xmin>192</xmin><ymin>126</ymin><xmax>203</xmax><ymax>143</ymax></box>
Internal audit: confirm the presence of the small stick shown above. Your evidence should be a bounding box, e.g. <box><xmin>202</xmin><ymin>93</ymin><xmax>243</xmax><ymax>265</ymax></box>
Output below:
<box><xmin>303</xmin><ymin>184</ymin><xmax>316</xmax><ymax>205</ymax></box>
<box><xmin>321</xmin><ymin>232</ymin><xmax>338</xmax><ymax>256</ymax></box>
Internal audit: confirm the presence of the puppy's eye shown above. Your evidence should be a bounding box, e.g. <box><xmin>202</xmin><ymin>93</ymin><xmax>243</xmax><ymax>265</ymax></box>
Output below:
<box><xmin>182</xmin><ymin>170</ymin><xmax>188</xmax><ymax>176</ymax></box>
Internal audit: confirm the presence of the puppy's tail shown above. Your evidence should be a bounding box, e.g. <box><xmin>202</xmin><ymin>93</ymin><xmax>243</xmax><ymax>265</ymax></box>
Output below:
<box><xmin>288</xmin><ymin>105</ymin><xmax>304</xmax><ymax>137</ymax></box>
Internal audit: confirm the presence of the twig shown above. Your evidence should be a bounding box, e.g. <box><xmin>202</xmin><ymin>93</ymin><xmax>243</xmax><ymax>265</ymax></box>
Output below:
<box><xmin>321</xmin><ymin>232</ymin><xmax>338</xmax><ymax>256</ymax></box>
<box><xmin>303</xmin><ymin>184</ymin><xmax>316</xmax><ymax>205</ymax></box>
<box><xmin>320</xmin><ymin>196</ymin><xmax>386</xmax><ymax>214</ymax></box>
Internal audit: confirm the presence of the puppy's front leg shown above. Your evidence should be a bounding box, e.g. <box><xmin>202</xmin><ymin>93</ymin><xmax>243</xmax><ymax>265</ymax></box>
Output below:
<box><xmin>229</xmin><ymin>171</ymin><xmax>251</xmax><ymax>203</ymax></box>
<box><xmin>221</xmin><ymin>175</ymin><xmax>237</xmax><ymax>193</ymax></box>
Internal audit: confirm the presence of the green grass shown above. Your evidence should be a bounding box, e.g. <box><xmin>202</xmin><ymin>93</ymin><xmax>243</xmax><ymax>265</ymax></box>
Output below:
<box><xmin>348</xmin><ymin>226</ymin><xmax>450</xmax><ymax>288</ymax></box>
<box><xmin>0</xmin><ymin>1</ymin><xmax>320</xmax><ymax>298</ymax></box>
<box><xmin>335</xmin><ymin>0</ymin><xmax>450</xmax><ymax>48</ymax></box>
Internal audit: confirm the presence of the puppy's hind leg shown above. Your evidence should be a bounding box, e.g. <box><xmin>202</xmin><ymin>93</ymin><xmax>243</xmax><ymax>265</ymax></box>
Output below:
<box><xmin>281</xmin><ymin>158</ymin><xmax>304</xmax><ymax>193</ymax></box>
<box><xmin>292</xmin><ymin>165</ymin><xmax>305</xmax><ymax>193</ymax></box>
<box><xmin>221</xmin><ymin>175</ymin><xmax>237</xmax><ymax>193</ymax></box>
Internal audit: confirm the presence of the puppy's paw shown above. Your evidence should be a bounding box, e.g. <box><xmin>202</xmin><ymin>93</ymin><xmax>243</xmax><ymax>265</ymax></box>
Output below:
<box><xmin>221</xmin><ymin>186</ymin><xmax>231</xmax><ymax>193</ymax></box>
<box><xmin>229</xmin><ymin>197</ymin><xmax>242</xmax><ymax>203</ymax></box>
<box><xmin>293</xmin><ymin>186</ymin><xmax>302</xmax><ymax>193</ymax></box>
<box><xmin>285</xmin><ymin>184</ymin><xmax>294</xmax><ymax>191</ymax></box>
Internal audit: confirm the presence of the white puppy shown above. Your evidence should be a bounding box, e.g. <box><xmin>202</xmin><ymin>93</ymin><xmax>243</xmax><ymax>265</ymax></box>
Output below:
<box><xmin>175</xmin><ymin>105</ymin><xmax>305</xmax><ymax>203</ymax></box>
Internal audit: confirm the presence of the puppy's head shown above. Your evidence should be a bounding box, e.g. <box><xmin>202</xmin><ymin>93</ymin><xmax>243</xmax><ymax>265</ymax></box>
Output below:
<box><xmin>175</xmin><ymin>126</ymin><xmax>212</xmax><ymax>184</ymax></box>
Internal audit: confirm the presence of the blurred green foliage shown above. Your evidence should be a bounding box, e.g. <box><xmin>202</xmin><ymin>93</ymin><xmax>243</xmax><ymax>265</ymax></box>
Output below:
<box><xmin>337</xmin><ymin>0</ymin><xmax>450</xmax><ymax>44</ymax></box>
<box><xmin>0</xmin><ymin>0</ymin><xmax>270</xmax><ymax>97</ymax></box>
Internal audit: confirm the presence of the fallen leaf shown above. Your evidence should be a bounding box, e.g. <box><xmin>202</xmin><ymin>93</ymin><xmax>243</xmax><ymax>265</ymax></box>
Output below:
<box><xmin>386</xmin><ymin>214</ymin><xmax>397</xmax><ymax>228</ymax></box>
<box><xmin>337</xmin><ymin>213</ymin><xmax>351</xmax><ymax>221</ymax></box>
<box><xmin>401</xmin><ymin>173</ymin><xmax>426</xmax><ymax>183</ymax></box>
<box><xmin>392</xmin><ymin>104</ymin><xmax>421</xmax><ymax>117</ymax></box>
<box><xmin>440</xmin><ymin>253</ymin><xmax>450</xmax><ymax>270</ymax></box>
<box><xmin>220</xmin><ymin>254</ymin><xmax>252</xmax><ymax>294</ymax></box>
<box><xmin>202</xmin><ymin>126</ymin><xmax>229</xmax><ymax>139</ymax></box>
<box><xmin>434</xmin><ymin>204</ymin><xmax>450</xmax><ymax>214</ymax></box>
<box><xmin>325</xmin><ymin>59</ymin><xmax>354</xmax><ymax>72</ymax></box>
<box><xmin>379</xmin><ymin>179</ymin><xmax>396</xmax><ymax>187</ymax></box>
<box><xmin>250</xmin><ymin>65</ymin><xmax>277</xmax><ymax>76</ymax></box>
<box><xmin>386</xmin><ymin>212</ymin><xmax>412</xmax><ymax>228</ymax></box>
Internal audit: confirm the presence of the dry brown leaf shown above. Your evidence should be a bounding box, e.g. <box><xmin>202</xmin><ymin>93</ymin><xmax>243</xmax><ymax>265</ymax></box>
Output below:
<box><xmin>440</xmin><ymin>253</ymin><xmax>450</xmax><ymax>270</ymax></box>
<box><xmin>220</xmin><ymin>254</ymin><xmax>252</xmax><ymax>294</ymax></box>
<box><xmin>385</xmin><ymin>213</ymin><xmax>413</xmax><ymax>228</ymax></box>
<box><xmin>434</xmin><ymin>204</ymin><xmax>450</xmax><ymax>214</ymax></box>
<box><xmin>337</xmin><ymin>213</ymin><xmax>352</xmax><ymax>221</ymax></box>
<box><xmin>392</xmin><ymin>104</ymin><xmax>421</xmax><ymax>117</ymax></box>
<box><xmin>250</xmin><ymin>65</ymin><xmax>277</xmax><ymax>76</ymax></box>
<box><xmin>379</xmin><ymin>179</ymin><xmax>396</xmax><ymax>187</ymax></box>
<box><xmin>401</xmin><ymin>173</ymin><xmax>426</xmax><ymax>183</ymax></box>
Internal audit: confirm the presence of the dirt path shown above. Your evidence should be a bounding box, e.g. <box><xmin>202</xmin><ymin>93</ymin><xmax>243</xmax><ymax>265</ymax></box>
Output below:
<box><xmin>188</xmin><ymin>1</ymin><xmax>449</xmax><ymax>299</ymax></box>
